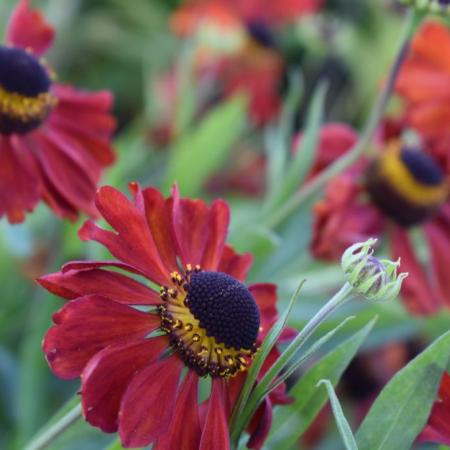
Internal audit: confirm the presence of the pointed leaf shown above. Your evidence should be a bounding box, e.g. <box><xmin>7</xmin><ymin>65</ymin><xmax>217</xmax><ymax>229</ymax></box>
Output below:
<box><xmin>355</xmin><ymin>330</ymin><xmax>450</xmax><ymax>450</ymax></box>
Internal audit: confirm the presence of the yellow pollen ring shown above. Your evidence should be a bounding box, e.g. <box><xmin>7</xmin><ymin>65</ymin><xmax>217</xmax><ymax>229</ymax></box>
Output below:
<box><xmin>378</xmin><ymin>142</ymin><xmax>448</xmax><ymax>206</ymax></box>
<box><xmin>0</xmin><ymin>85</ymin><xmax>57</xmax><ymax>123</ymax></box>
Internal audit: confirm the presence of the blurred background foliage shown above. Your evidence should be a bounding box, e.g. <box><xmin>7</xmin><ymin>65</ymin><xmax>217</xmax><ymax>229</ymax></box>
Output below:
<box><xmin>0</xmin><ymin>0</ymin><xmax>449</xmax><ymax>449</ymax></box>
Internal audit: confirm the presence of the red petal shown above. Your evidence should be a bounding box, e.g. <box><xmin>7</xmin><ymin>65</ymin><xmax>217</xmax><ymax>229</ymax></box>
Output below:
<box><xmin>6</xmin><ymin>0</ymin><xmax>54</xmax><ymax>56</ymax></box>
<box><xmin>153</xmin><ymin>370</ymin><xmax>201</xmax><ymax>450</ymax></box>
<box><xmin>199</xmin><ymin>380</ymin><xmax>230</xmax><ymax>450</ymax></box>
<box><xmin>43</xmin><ymin>295</ymin><xmax>160</xmax><ymax>379</ymax></box>
<box><xmin>33</xmin><ymin>130</ymin><xmax>98</xmax><ymax>217</ymax></box>
<box><xmin>139</xmin><ymin>187</ymin><xmax>179</xmax><ymax>273</ymax></box>
<box><xmin>246</xmin><ymin>398</ymin><xmax>273</xmax><ymax>450</ymax></box>
<box><xmin>201</xmin><ymin>200</ymin><xmax>230</xmax><ymax>271</ymax></box>
<box><xmin>81</xmin><ymin>337</ymin><xmax>167</xmax><ymax>433</ymax></box>
<box><xmin>172</xmin><ymin>185</ymin><xmax>209</xmax><ymax>266</ymax></box>
<box><xmin>0</xmin><ymin>136</ymin><xmax>41</xmax><ymax>223</ymax></box>
<box><xmin>79</xmin><ymin>187</ymin><xmax>170</xmax><ymax>285</ymax></box>
<box><xmin>389</xmin><ymin>226</ymin><xmax>442</xmax><ymax>315</ymax></box>
<box><xmin>119</xmin><ymin>356</ymin><xmax>184</xmax><ymax>447</ymax></box>
<box><xmin>38</xmin><ymin>268</ymin><xmax>160</xmax><ymax>305</ymax></box>
<box><xmin>425</xmin><ymin>220</ymin><xmax>450</xmax><ymax>309</ymax></box>
<box><xmin>217</xmin><ymin>244</ymin><xmax>253</xmax><ymax>281</ymax></box>
<box><xmin>61</xmin><ymin>260</ymin><xmax>144</xmax><ymax>276</ymax></box>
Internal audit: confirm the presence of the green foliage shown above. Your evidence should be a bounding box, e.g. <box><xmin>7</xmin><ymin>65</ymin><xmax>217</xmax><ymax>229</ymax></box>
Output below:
<box><xmin>163</xmin><ymin>96</ymin><xmax>248</xmax><ymax>197</ymax></box>
<box><xmin>355</xmin><ymin>330</ymin><xmax>450</xmax><ymax>450</ymax></box>
<box><xmin>317</xmin><ymin>379</ymin><xmax>358</xmax><ymax>450</ymax></box>
<box><xmin>266</xmin><ymin>318</ymin><xmax>376</xmax><ymax>448</ymax></box>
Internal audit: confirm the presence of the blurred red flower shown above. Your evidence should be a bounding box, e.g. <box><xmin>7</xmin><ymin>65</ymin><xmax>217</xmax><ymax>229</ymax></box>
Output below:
<box><xmin>38</xmin><ymin>184</ymin><xmax>293</xmax><ymax>449</ymax></box>
<box><xmin>310</xmin><ymin>119</ymin><xmax>450</xmax><ymax>315</ymax></box>
<box><xmin>168</xmin><ymin>0</ymin><xmax>322</xmax><ymax>127</ymax></box>
<box><xmin>0</xmin><ymin>0</ymin><xmax>115</xmax><ymax>223</ymax></box>
<box><xmin>418</xmin><ymin>372</ymin><xmax>450</xmax><ymax>446</ymax></box>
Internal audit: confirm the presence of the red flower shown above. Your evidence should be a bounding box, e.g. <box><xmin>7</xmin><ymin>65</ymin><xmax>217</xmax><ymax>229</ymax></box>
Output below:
<box><xmin>310</xmin><ymin>120</ymin><xmax>450</xmax><ymax>315</ymax></box>
<box><xmin>418</xmin><ymin>372</ymin><xmax>450</xmax><ymax>446</ymax></box>
<box><xmin>39</xmin><ymin>184</ymin><xmax>292</xmax><ymax>449</ymax></box>
<box><xmin>168</xmin><ymin>0</ymin><xmax>323</xmax><ymax>126</ymax></box>
<box><xmin>0</xmin><ymin>0</ymin><xmax>115</xmax><ymax>223</ymax></box>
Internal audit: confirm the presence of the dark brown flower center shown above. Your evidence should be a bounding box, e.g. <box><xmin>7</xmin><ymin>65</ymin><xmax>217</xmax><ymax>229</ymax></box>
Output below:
<box><xmin>158</xmin><ymin>266</ymin><xmax>260</xmax><ymax>378</ymax></box>
<box><xmin>0</xmin><ymin>45</ymin><xmax>56</xmax><ymax>135</ymax></box>
<box><xmin>366</xmin><ymin>144</ymin><xmax>448</xmax><ymax>227</ymax></box>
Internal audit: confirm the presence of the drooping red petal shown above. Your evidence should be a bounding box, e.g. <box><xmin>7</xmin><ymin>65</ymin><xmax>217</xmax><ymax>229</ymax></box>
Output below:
<box><xmin>389</xmin><ymin>226</ymin><xmax>443</xmax><ymax>315</ymax></box>
<box><xmin>246</xmin><ymin>398</ymin><xmax>273</xmax><ymax>450</ymax></box>
<box><xmin>199</xmin><ymin>380</ymin><xmax>230</xmax><ymax>450</ymax></box>
<box><xmin>43</xmin><ymin>295</ymin><xmax>160</xmax><ymax>379</ymax></box>
<box><xmin>49</xmin><ymin>85</ymin><xmax>116</xmax><ymax>166</ymax></box>
<box><xmin>81</xmin><ymin>337</ymin><xmax>167</xmax><ymax>433</ymax></box>
<box><xmin>79</xmin><ymin>186</ymin><xmax>170</xmax><ymax>285</ymax></box>
<box><xmin>6</xmin><ymin>0</ymin><xmax>54</xmax><ymax>56</ymax></box>
<box><xmin>119</xmin><ymin>356</ymin><xmax>184</xmax><ymax>447</ymax></box>
<box><xmin>153</xmin><ymin>371</ymin><xmax>201</xmax><ymax>450</ymax></box>
<box><xmin>249</xmin><ymin>283</ymin><xmax>277</xmax><ymax>338</ymax></box>
<box><xmin>0</xmin><ymin>136</ymin><xmax>41</xmax><ymax>223</ymax></box>
<box><xmin>33</xmin><ymin>130</ymin><xmax>99</xmax><ymax>217</ymax></box>
<box><xmin>201</xmin><ymin>199</ymin><xmax>230</xmax><ymax>271</ymax></box>
<box><xmin>171</xmin><ymin>185</ymin><xmax>209</xmax><ymax>266</ymax></box>
<box><xmin>38</xmin><ymin>268</ymin><xmax>160</xmax><ymax>305</ymax></box>
<box><xmin>217</xmin><ymin>244</ymin><xmax>253</xmax><ymax>281</ymax></box>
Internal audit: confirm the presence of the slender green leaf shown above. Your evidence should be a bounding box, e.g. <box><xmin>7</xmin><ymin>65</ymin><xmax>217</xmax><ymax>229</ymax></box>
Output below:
<box><xmin>317</xmin><ymin>379</ymin><xmax>358</xmax><ymax>450</ymax></box>
<box><xmin>267</xmin><ymin>316</ymin><xmax>356</xmax><ymax>395</ymax></box>
<box><xmin>265</xmin><ymin>72</ymin><xmax>303</xmax><ymax>198</ymax></box>
<box><xmin>355</xmin><ymin>330</ymin><xmax>450</xmax><ymax>450</ymax></box>
<box><xmin>264</xmin><ymin>81</ymin><xmax>327</xmax><ymax>215</ymax></box>
<box><xmin>266</xmin><ymin>317</ymin><xmax>376</xmax><ymax>449</ymax></box>
<box><xmin>163</xmin><ymin>95</ymin><xmax>247</xmax><ymax>196</ymax></box>
<box><xmin>229</xmin><ymin>280</ymin><xmax>305</xmax><ymax>444</ymax></box>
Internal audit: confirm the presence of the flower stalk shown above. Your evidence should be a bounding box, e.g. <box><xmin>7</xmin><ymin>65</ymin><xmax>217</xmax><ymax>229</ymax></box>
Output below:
<box><xmin>24</xmin><ymin>403</ymin><xmax>82</xmax><ymax>450</ymax></box>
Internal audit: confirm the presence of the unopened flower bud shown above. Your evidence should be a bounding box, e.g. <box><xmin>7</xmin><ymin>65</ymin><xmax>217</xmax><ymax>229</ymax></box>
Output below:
<box><xmin>398</xmin><ymin>0</ymin><xmax>450</xmax><ymax>14</ymax></box>
<box><xmin>341</xmin><ymin>238</ymin><xmax>408</xmax><ymax>302</ymax></box>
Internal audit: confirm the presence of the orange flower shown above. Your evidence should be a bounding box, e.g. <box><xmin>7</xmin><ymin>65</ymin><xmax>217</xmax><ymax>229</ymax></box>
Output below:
<box><xmin>397</xmin><ymin>21</ymin><xmax>450</xmax><ymax>142</ymax></box>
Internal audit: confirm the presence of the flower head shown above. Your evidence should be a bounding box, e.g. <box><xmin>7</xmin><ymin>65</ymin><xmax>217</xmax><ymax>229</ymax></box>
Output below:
<box><xmin>341</xmin><ymin>238</ymin><xmax>408</xmax><ymax>302</ymax></box>
<box><xmin>0</xmin><ymin>0</ymin><xmax>115</xmax><ymax>223</ymax></box>
<box><xmin>38</xmin><ymin>183</ymin><xmax>292</xmax><ymax>448</ymax></box>
<box><xmin>310</xmin><ymin>118</ymin><xmax>450</xmax><ymax>315</ymax></box>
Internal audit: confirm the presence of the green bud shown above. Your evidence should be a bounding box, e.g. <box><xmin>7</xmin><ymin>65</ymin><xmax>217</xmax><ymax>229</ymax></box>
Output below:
<box><xmin>398</xmin><ymin>0</ymin><xmax>450</xmax><ymax>15</ymax></box>
<box><xmin>341</xmin><ymin>238</ymin><xmax>408</xmax><ymax>302</ymax></box>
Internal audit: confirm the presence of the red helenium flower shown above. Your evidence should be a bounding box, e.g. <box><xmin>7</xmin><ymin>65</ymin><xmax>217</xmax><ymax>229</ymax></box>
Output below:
<box><xmin>418</xmin><ymin>372</ymin><xmax>450</xmax><ymax>446</ymax></box>
<box><xmin>0</xmin><ymin>0</ymin><xmax>115</xmax><ymax>223</ymax></box>
<box><xmin>39</xmin><ymin>183</ymin><xmax>293</xmax><ymax>449</ymax></box>
<box><xmin>310</xmin><ymin>120</ymin><xmax>450</xmax><ymax>315</ymax></box>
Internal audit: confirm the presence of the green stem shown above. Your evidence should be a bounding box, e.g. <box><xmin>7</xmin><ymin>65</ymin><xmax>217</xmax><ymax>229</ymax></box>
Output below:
<box><xmin>231</xmin><ymin>283</ymin><xmax>354</xmax><ymax>446</ymax></box>
<box><xmin>265</xmin><ymin>8</ymin><xmax>424</xmax><ymax>229</ymax></box>
<box><xmin>23</xmin><ymin>403</ymin><xmax>82</xmax><ymax>450</ymax></box>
